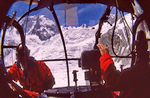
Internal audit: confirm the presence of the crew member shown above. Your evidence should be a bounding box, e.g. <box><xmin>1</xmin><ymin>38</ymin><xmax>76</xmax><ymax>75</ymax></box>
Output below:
<box><xmin>97</xmin><ymin>30</ymin><xmax>150</xmax><ymax>97</ymax></box>
<box><xmin>7</xmin><ymin>43</ymin><xmax>55</xmax><ymax>97</ymax></box>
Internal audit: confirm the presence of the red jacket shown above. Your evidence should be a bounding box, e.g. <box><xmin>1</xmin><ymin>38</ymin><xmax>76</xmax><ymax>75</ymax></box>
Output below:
<box><xmin>8</xmin><ymin>58</ymin><xmax>55</xmax><ymax>94</ymax></box>
<box><xmin>100</xmin><ymin>53</ymin><xmax>150</xmax><ymax>98</ymax></box>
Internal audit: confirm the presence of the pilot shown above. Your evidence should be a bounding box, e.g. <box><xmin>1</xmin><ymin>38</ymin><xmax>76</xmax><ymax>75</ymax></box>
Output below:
<box><xmin>97</xmin><ymin>30</ymin><xmax>150</xmax><ymax>97</ymax></box>
<box><xmin>7</xmin><ymin>43</ymin><xmax>55</xmax><ymax>97</ymax></box>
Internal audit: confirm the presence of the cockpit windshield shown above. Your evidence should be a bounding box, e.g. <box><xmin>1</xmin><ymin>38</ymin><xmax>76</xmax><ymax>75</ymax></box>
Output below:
<box><xmin>3</xmin><ymin>0</ymin><xmax>150</xmax><ymax>89</ymax></box>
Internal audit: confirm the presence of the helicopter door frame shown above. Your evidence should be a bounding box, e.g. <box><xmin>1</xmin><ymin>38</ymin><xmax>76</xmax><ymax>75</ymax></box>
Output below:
<box><xmin>1</xmin><ymin>16</ymin><xmax>25</xmax><ymax>73</ymax></box>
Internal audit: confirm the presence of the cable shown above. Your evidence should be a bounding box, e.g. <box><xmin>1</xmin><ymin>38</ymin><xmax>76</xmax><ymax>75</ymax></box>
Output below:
<box><xmin>121</xmin><ymin>11</ymin><xmax>133</xmax><ymax>33</ymax></box>
<box><xmin>119</xmin><ymin>11</ymin><xmax>132</xmax><ymax>52</ymax></box>
<box><xmin>23</xmin><ymin>0</ymin><xmax>33</xmax><ymax>90</ymax></box>
<box><xmin>111</xmin><ymin>7</ymin><xmax>132</xmax><ymax>58</ymax></box>
<box><xmin>24</xmin><ymin>0</ymin><xmax>33</xmax><ymax>37</ymax></box>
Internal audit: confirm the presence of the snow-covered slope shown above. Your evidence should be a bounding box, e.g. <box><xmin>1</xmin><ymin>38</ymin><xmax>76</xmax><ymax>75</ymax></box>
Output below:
<box><xmin>3</xmin><ymin>14</ymin><xmax>133</xmax><ymax>87</ymax></box>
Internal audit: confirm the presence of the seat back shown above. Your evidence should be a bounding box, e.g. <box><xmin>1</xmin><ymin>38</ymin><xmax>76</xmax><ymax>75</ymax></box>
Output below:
<box><xmin>80</xmin><ymin>50</ymin><xmax>101</xmax><ymax>70</ymax></box>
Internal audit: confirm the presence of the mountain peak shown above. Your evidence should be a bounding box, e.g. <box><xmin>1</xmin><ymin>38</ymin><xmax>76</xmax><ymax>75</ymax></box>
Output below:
<box><xmin>19</xmin><ymin>15</ymin><xmax>59</xmax><ymax>41</ymax></box>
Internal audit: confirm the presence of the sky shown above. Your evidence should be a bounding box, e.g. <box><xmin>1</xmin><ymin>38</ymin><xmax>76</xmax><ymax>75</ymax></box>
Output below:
<box><xmin>7</xmin><ymin>1</ymin><xmax>110</xmax><ymax>27</ymax></box>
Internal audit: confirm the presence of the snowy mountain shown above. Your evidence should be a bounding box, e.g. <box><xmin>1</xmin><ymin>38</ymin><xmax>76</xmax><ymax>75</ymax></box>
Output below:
<box><xmin>19</xmin><ymin>15</ymin><xmax>59</xmax><ymax>41</ymax></box>
<box><xmin>3</xmin><ymin>14</ymin><xmax>133</xmax><ymax>87</ymax></box>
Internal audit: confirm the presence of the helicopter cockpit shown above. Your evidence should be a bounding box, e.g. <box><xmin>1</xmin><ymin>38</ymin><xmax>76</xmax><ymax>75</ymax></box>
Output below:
<box><xmin>0</xmin><ymin>0</ymin><xmax>150</xmax><ymax>98</ymax></box>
